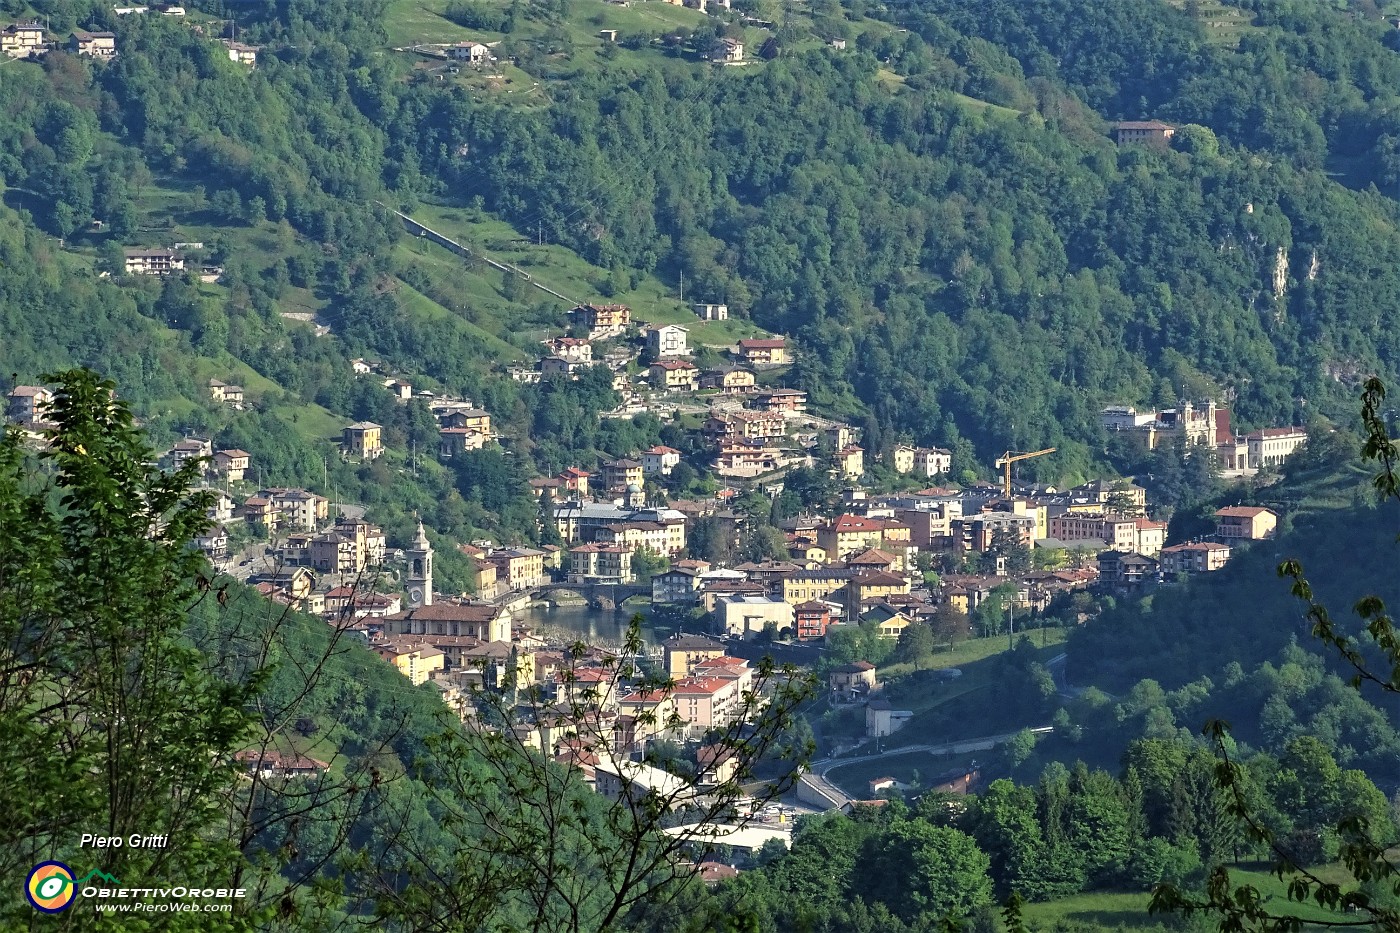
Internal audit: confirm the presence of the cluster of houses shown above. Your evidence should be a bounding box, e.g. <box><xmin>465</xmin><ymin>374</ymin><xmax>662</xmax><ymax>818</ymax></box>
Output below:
<box><xmin>1</xmin><ymin>22</ymin><xmax>117</xmax><ymax>59</ymax></box>
<box><xmin>3</xmin><ymin>17</ymin><xmax>258</xmax><ymax>64</ymax></box>
<box><xmin>338</xmin><ymin>395</ymin><xmax>494</xmax><ymax>463</ymax></box>
<box><xmin>513</xmin><ymin>300</ymin><xmax>960</xmax><ymax>486</ymax></box>
<box><xmin>352</xmin><ymin>590</ymin><xmax>770</xmax><ymax>809</ymax></box>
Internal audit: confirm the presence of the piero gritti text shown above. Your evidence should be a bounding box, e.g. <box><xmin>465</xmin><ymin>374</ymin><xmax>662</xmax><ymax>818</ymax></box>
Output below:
<box><xmin>80</xmin><ymin>833</ymin><xmax>169</xmax><ymax>849</ymax></box>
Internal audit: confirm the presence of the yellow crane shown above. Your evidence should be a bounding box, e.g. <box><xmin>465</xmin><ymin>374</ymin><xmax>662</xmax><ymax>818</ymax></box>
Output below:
<box><xmin>994</xmin><ymin>447</ymin><xmax>1056</xmax><ymax>498</ymax></box>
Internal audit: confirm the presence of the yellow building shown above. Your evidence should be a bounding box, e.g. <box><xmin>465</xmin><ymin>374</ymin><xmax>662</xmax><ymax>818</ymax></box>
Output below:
<box><xmin>445</xmin><ymin>408</ymin><xmax>493</xmax><ymax>435</ymax></box>
<box><xmin>875</xmin><ymin>612</ymin><xmax>912</xmax><ymax>640</ymax></box>
<box><xmin>845</xmin><ymin>565</ymin><xmax>912</xmax><ymax>602</ymax></box>
<box><xmin>650</xmin><ymin>360</ymin><xmax>699</xmax><ymax>391</ymax></box>
<box><xmin>835</xmin><ymin>445</ymin><xmax>865</xmax><ymax>479</ymax></box>
<box><xmin>2</xmin><ymin>22</ymin><xmax>45</xmax><ymax>58</ymax></box>
<box><xmin>783</xmin><ymin>568</ymin><xmax>856</xmax><ymax>604</ymax></box>
<box><xmin>892</xmin><ymin>445</ymin><xmax>915</xmax><ymax>475</ymax></box>
<box><xmin>489</xmin><ymin>547</ymin><xmax>547</xmax><ymax>590</ymax></box>
<box><xmin>597</xmin><ymin>521</ymin><xmax>684</xmax><ymax>558</ymax></box>
<box><xmin>342</xmin><ymin>421</ymin><xmax>383</xmax><ymax>460</ymax></box>
<box><xmin>376</xmin><ymin>641</ymin><xmax>445</xmax><ymax>686</ymax></box>
<box><xmin>1214</xmin><ymin>506</ymin><xmax>1278</xmax><ymax>540</ymax></box>
<box><xmin>819</xmin><ymin>515</ymin><xmax>886</xmax><ymax>560</ymax></box>
<box><xmin>663</xmin><ymin>634</ymin><xmax>727</xmax><ymax>679</ymax></box>
<box><xmin>601</xmin><ymin>458</ymin><xmax>645</xmax><ymax>492</ymax></box>
<box><xmin>737</xmin><ymin>337</ymin><xmax>789</xmax><ymax>365</ymax></box>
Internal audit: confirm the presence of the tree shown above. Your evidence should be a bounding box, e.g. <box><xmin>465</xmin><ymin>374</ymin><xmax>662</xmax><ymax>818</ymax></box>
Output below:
<box><xmin>631</xmin><ymin>545</ymin><xmax>668</xmax><ymax>585</ymax></box>
<box><xmin>989</xmin><ymin>527</ymin><xmax>1031</xmax><ymax>573</ymax></box>
<box><xmin>861</xmin><ymin>821</ymin><xmax>994</xmax><ymax>923</ymax></box>
<box><xmin>896</xmin><ymin>622</ymin><xmax>936</xmax><ymax>667</ymax></box>
<box><xmin>930</xmin><ymin>602</ymin><xmax>971</xmax><ymax>646</ymax></box>
<box><xmin>375</xmin><ymin>618</ymin><xmax>818</xmax><ymax>933</ymax></box>
<box><xmin>1154</xmin><ymin>379</ymin><xmax>1400</xmax><ymax>930</ymax></box>
<box><xmin>1003</xmin><ymin>728</ymin><xmax>1038</xmax><ymax>775</ymax></box>
<box><xmin>0</xmin><ymin>371</ymin><xmax>260</xmax><ymax>925</ymax></box>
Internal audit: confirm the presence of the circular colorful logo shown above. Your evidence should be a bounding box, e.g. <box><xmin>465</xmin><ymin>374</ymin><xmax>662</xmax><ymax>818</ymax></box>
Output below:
<box><xmin>26</xmin><ymin>862</ymin><xmax>76</xmax><ymax>913</ymax></box>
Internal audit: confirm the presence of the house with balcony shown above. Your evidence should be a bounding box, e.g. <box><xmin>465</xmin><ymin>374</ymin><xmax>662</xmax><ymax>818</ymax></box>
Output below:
<box><xmin>212</xmin><ymin>448</ymin><xmax>250</xmax><ymax>482</ymax></box>
<box><xmin>1215</xmin><ymin>506</ymin><xmax>1277</xmax><ymax>540</ymax></box>
<box><xmin>2</xmin><ymin>22</ymin><xmax>46</xmax><ymax>58</ymax></box>
<box><xmin>568</xmin><ymin>543</ymin><xmax>633</xmax><ymax>584</ymax></box>
<box><xmin>70</xmin><ymin>28</ymin><xmax>116</xmax><ymax>57</ymax></box>
<box><xmin>754</xmin><ymin>388</ymin><xmax>807</xmax><ymax>415</ymax></box>
<box><xmin>570</xmin><ymin>302</ymin><xmax>631</xmax><ymax>338</ymax></box>
<box><xmin>7</xmin><ymin>385</ymin><xmax>54</xmax><ymax>424</ymax></box>
<box><xmin>650</xmin><ymin>359</ymin><xmax>699</xmax><ymax>391</ymax></box>
<box><xmin>700</xmin><ymin>369</ymin><xmax>756</xmax><ymax>394</ymax></box>
<box><xmin>124</xmin><ymin>247</ymin><xmax>183</xmax><ymax>275</ymax></box>
<box><xmin>645</xmin><ymin>324</ymin><xmax>689</xmax><ymax>358</ymax></box>
<box><xmin>601</xmin><ymin>458</ymin><xmax>645</xmax><ymax>492</ymax></box>
<box><xmin>1159</xmin><ymin>541</ymin><xmax>1231</xmax><ymax>575</ymax></box>
<box><xmin>836</xmin><ymin>445</ymin><xmax>864</xmax><ymax>479</ymax></box>
<box><xmin>736</xmin><ymin>337</ymin><xmax>788</xmax><ymax>365</ymax></box>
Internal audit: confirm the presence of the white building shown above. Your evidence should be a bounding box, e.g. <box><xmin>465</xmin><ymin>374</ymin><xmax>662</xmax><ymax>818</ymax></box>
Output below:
<box><xmin>646</xmin><ymin>324</ymin><xmax>689</xmax><ymax>358</ymax></box>
<box><xmin>715</xmin><ymin>595</ymin><xmax>793</xmax><ymax>639</ymax></box>
<box><xmin>1246</xmin><ymin>428</ymin><xmax>1307</xmax><ymax>469</ymax></box>
<box><xmin>641</xmin><ymin>445</ymin><xmax>682</xmax><ymax>476</ymax></box>
<box><xmin>450</xmin><ymin>41</ymin><xmax>490</xmax><ymax>63</ymax></box>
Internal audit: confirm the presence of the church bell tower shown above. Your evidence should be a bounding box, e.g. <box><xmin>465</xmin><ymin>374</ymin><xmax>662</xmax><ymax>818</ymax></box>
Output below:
<box><xmin>406</xmin><ymin>520</ymin><xmax>433</xmax><ymax>609</ymax></box>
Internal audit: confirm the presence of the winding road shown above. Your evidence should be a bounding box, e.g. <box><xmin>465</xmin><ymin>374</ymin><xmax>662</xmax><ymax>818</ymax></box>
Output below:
<box><xmin>798</xmin><ymin>726</ymin><xmax>1056</xmax><ymax>808</ymax></box>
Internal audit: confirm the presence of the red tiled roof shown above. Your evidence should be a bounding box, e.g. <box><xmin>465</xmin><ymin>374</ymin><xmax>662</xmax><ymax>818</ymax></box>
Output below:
<box><xmin>673</xmin><ymin>676</ymin><xmax>729</xmax><ymax>696</ymax></box>
<box><xmin>1215</xmin><ymin>506</ymin><xmax>1274</xmax><ymax>518</ymax></box>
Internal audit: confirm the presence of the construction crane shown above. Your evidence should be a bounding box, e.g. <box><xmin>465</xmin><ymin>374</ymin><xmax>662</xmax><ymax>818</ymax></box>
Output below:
<box><xmin>994</xmin><ymin>448</ymin><xmax>1056</xmax><ymax>498</ymax></box>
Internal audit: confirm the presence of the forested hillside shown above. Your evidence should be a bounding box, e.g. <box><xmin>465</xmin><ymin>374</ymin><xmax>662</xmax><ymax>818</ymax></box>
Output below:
<box><xmin>9</xmin><ymin>0</ymin><xmax>1400</xmax><ymax>929</ymax></box>
<box><xmin>5</xmin><ymin>0</ymin><xmax>1400</xmax><ymax>491</ymax></box>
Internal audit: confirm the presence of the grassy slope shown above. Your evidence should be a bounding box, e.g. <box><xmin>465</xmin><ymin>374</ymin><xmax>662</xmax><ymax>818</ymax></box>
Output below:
<box><xmin>878</xmin><ymin>628</ymin><xmax>1069</xmax><ymax>681</ymax></box>
<box><xmin>1022</xmin><ymin>864</ymin><xmax>1362</xmax><ymax>930</ymax></box>
<box><xmin>406</xmin><ymin>201</ymin><xmax>772</xmax><ymax>343</ymax></box>
<box><xmin>820</xmin><ymin>637</ymin><xmax>1068</xmax><ymax>792</ymax></box>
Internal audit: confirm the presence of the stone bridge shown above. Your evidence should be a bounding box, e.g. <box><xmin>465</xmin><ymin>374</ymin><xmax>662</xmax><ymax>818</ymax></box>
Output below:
<box><xmin>533</xmin><ymin>582</ymin><xmax>651</xmax><ymax>611</ymax></box>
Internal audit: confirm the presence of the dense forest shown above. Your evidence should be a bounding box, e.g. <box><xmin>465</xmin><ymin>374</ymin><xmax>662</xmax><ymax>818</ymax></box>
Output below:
<box><xmin>5</xmin><ymin>0</ymin><xmax>1400</xmax><ymax>491</ymax></box>
<box><xmin>688</xmin><ymin>735</ymin><xmax>1396</xmax><ymax>931</ymax></box>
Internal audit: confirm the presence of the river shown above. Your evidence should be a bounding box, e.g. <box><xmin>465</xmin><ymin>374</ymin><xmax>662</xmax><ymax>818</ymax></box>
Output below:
<box><xmin>516</xmin><ymin>602</ymin><xmax>666</xmax><ymax>649</ymax></box>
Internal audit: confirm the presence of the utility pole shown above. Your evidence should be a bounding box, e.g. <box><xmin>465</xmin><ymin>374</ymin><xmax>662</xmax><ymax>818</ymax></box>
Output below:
<box><xmin>323</xmin><ymin>455</ymin><xmax>328</xmax><ymax>491</ymax></box>
<box><xmin>679</xmin><ymin>269</ymin><xmax>684</xmax><ymax>302</ymax></box>
<box><xmin>537</xmin><ymin>220</ymin><xmax>542</xmax><ymax>246</ymax></box>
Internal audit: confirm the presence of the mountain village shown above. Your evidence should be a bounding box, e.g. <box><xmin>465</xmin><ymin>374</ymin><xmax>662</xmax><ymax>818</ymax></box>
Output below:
<box><xmin>3</xmin><ymin>291</ymin><xmax>1311</xmax><ymax>820</ymax></box>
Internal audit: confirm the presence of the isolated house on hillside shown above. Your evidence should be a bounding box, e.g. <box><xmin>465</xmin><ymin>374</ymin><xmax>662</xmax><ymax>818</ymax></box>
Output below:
<box><xmin>70</xmin><ymin>29</ymin><xmax>116</xmax><ymax>57</ymax></box>
<box><xmin>1</xmin><ymin>22</ymin><xmax>45</xmax><ymax>58</ymax></box>
<box><xmin>1114</xmin><ymin>120</ymin><xmax>1174</xmax><ymax>146</ymax></box>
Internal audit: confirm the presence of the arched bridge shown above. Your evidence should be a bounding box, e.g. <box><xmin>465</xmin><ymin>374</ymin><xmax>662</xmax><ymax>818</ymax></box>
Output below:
<box><xmin>533</xmin><ymin>582</ymin><xmax>651</xmax><ymax>611</ymax></box>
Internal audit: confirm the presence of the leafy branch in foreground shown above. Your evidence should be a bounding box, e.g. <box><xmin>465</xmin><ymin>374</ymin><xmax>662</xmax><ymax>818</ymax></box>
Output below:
<box><xmin>1151</xmin><ymin>377</ymin><xmax>1400</xmax><ymax>933</ymax></box>
<box><xmin>369</xmin><ymin>616</ymin><xmax>818</xmax><ymax>933</ymax></box>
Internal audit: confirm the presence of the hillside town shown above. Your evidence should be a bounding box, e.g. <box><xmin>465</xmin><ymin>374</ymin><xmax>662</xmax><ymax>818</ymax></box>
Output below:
<box><xmin>5</xmin><ymin>295</ymin><xmax>1310</xmax><ymax>818</ymax></box>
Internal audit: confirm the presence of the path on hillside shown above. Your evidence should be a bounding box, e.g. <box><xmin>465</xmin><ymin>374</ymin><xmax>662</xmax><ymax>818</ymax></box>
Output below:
<box><xmin>378</xmin><ymin>203</ymin><xmax>579</xmax><ymax>305</ymax></box>
<box><xmin>812</xmin><ymin>726</ymin><xmax>1055</xmax><ymax>779</ymax></box>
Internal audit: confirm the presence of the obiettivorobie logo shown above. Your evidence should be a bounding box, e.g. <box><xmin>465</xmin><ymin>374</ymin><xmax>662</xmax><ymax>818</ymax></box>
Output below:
<box><xmin>25</xmin><ymin>863</ymin><xmax>121</xmax><ymax>914</ymax></box>
<box><xmin>25</xmin><ymin>860</ymin><xmax>247</xmax><ymax>914</ymax></box>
